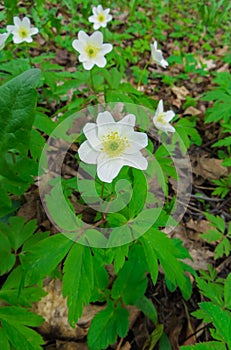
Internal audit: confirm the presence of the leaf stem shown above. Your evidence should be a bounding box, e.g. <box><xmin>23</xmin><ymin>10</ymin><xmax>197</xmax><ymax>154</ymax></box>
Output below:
<box><xmin>137</xmin><ymin>61</ymin><xmax>150</xmax><ymax>90</ymax></box>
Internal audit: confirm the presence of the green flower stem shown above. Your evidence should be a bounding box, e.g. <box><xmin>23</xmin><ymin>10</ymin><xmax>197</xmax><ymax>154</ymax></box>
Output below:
<box><xmin>137</xmin><ymin>60</ymin><xmax>150</xmax><ymax>90</ymax></box>
<box><xmin>90</xmin><ymin>69</ymin><xmax>95</xmax><ymax>92</ymax></box>
<box><xmin>100</xmin><ymin>182</ymin><xmax>106</xmax><ymax>222</ymax></box>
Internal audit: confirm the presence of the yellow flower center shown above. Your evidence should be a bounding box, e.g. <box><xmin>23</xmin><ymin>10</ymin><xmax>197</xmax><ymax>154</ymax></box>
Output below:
<box><xmin>19</xmin><ymin>26</ymin><xmax>29</xmax><ymax>39</ymax></box>
<box><xmin>85</xmin><ymin>44</ymin><xmax>99</xmax><ymax>58</ymax></box>
<box><xmin>97</xmin><ymin>14</ymin><xmax>105</xmax><ymax>22</ymax></box>
<box><xmin>102</xmin><ymin>131</ymin><xmax>130</xmax><ymax>158</ymax></box>
<box><xmin>156</xmin><ymin>113</ymin><xmax>167</xmax><ymax>125</ymax></box>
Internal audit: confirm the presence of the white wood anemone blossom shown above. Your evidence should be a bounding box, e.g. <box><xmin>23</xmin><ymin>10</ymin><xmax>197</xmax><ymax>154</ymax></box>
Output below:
<box><xmin>78</xmin><ymin>111</ymin><xmax>148</xmax><ymax>183</ymax></box>
<box><xmin>88</xmin><ymin>5</ymin><xmax>112</xmax><ymax>30</ymax></box>
<box><xmin>0</xmin><ymin>33</ymin><xmax>9</xmax><ymax>50</ymax></box>
<box><xmin>72</xmin><ymin>30</ymin><xmax>112</xmax><ymax>70</ymax></box>
<box><xmin>150</xmin><ymin>40</ymin><xmax>168</xmax><ymax>68</ymax></box>
<box><xmin>7</xmin><ymin>16</ymin><xmax>38</xmax><ymax>44</ymax></box>
<box><xmin>153</xmin><ymin>100</ymin><xmax>175</xmax><ymax>134</ymax></box>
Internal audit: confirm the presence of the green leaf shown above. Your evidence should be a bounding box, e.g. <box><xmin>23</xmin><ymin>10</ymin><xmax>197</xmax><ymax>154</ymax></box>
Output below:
<box><xmin>91</xmin><ymin>256</ymin><xmax>109</xmax><ymax>302</ymax></box>
<box><xmin>200</xmin><ymin>230</ymin><xmax>223</xmax><ymax>243</ymax></box>
<box><xmin>141</xmin><ymin>234</ymin><xmax>159</xmax><ymax>285</ymax></box>
<box><xmin>0</xmin><ymin>266</ymin><xmax>46</xmax><ymax>307</ymax></box>
<box><xmin>0</xmin><ymin>327</ymin><xmax>10</xmax><ymax>350</ymax></box>
<box><xmin>143</xmin><ymin>229</ymin><xmax>192</xmax><ymax>299</ymax></box>
<box><xmin>205</xmin><ymin>213</ymin><xmax>225</xmax><ymax>233</ymax></box>
<box><xmin>0</xmin><ymin>231</ymin><xmax>15</xmax><ymax>276</ymax></box>
<box><xmin>113</xmin><ymin>244</ymin><xmax>129</xmax><ymax>273</ymax></box>
<box><xmin>20</xmin><ymin>234</ymin><xmax>73</xmax><ymax>284</ymax></box>
<box><xmin>0</xmin><ymin>306</ymin><xmax>43</xmax><ymax>326</ymax></box>
<box><xmin>180</xmin><ymin>341</ymin><xmax>226</xmax><ymax>350</ymax></box>
<box><xmin>135</xmin><ymin>296</ymin><xmax>158</xmax><ymax>324</ymax></box>
<box><xmin>194</xmin><ymin>302</ymin><xmax>231</xmax><ymax>347</ymax></box>
<box><xmin>111</xmin><ymin>245</ymin><xmax>148</xmax><ymax>305</ymax></box>
<box><xmin>215</xmin><ymin>238</ymin><xmax>231</xmax><ymax>259</ymax></box>
<box><xmin>1</xmin><ymin>217</ymin><xmax>37</xmax><ymax>251</ymax></box>
<box><xmin>159</xmin><ymin>332</ymin><xmax>172</xmax><ymax>350</ymax></box>
<box><xmin>129</xmin><ymin>168</ymin><xmax>147</xmax><ymax>218</ymax></box>
<box><xmin>0</xmin><ymin>68</ymin><xmax>41</xmax><ymax>154</ymax></box>
<box><xmin>87</xmin><ymin>301</ymin><xmax>129</xmax><ymax>350</ymax></box>
<box><xmin>143</xmin><ymin>324</ymin><xmax>164</xmax><ymax>349</ymax></box>
<box><xmin>63</xmin><ymin>243</ymin><xmax>94</xmax><ymax>326</ymax></box>
<box><xmin>224</xmin><ymin>273</ymin><xmax>231</xmax><ymax>309</ymax></box>
<box><xmin>2</xmin><ymin>320</ymin><xmax>44</xmax><ymax>350</ymax></box>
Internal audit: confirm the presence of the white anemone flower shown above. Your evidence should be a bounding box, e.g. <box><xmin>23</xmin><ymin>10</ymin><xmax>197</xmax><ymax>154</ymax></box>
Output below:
<box><xmin>72</xmin><ymin>30</ymin><xmax>112</xmax><ymax>70</ymax></box>
<box><xmin>7</xmin><ymin>16</ymin><xmax>38</xmax><ymax>44</ymax></box>
<box><xmin>153</xmin><ymin>100</ymin><xmax>175</xmax><ymax>134</ymax></box>
<box><xmin>150</xmin><ymin>40</ymin><xmax>168</xmax><ymax>68</ymax></box>
<box><xmin>88</xmin><ymin>5</ymin><xmax>112</xmax><ymax>30</ymax></box>
<box><xmin>78</xmin><ymin>111</ymin><xmax>148</xmax><ymax>183</ymax></box>
<box><xmin>0</xmin><ymin>33</ymin><xmax>9</xmax><ymax>50</ymax></box>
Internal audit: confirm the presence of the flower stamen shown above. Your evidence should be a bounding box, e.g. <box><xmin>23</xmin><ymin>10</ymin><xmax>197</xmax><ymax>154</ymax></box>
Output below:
<box><xmin>102</xmin><ymin>131</ymin><xmax>130</xmax><ymax>158</ymax></box>
<box><xmin>85</xmin><ymin>44</ymin><xmax>99</xmax><ymax>58</ymax></box>
<box><xmin>19</xmin><ymin>27</ymin><xmax>29</xmax><ymax>39</ymax></box>
<box><xmin>97</xmin><ymin>14</ymin><xmax>105</xmax><ymax>22</ymax></box>
<box><xmin>155</xmin><ymin>113</ymin><xmax>167</xmax><ymax>125</ymax></box>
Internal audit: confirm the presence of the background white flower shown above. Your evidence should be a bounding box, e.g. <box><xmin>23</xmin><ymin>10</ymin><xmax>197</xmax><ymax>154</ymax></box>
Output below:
<box><xmin>150</xmin><ymin>40</ymin><xmax>168</xmax><ymax>68</ymax></box>
<box><xmin>78</xmin><ymin>111</ymin><xmax>148</xmax><ymax>183</ymax></box>
<box><xmin>153</xmin><ymin>100</ymin><xmax>175</xmax><ymax>134</ymax></box>
<box><xmin>72</xmin><ymin>30</ymin><xmax>112</xmax><ymax>70</ymax></box>
<box><xmin>0</xmin><ymin>33</ymin><xmax>9</xmax><ymax>50</ymax></box>
<box><xmin>7</xmin><ymin>16</ymin><xmax>38</xmax><ymax>44</ymax></box>
<box><xmin>88</xmin><ymin>5</ymin><xmax>112</xmax><ymax>30</ymax></box>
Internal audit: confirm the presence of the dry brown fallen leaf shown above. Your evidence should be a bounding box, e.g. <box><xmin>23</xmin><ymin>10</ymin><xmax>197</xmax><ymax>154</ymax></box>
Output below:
<box><xmin>167</xmin><ymin>224</ymin><xmax>214</xmax><ymax>270</ymax></box>
<box><xmin>32</xmin><ymin>278</ymin><xmax>102</xmax><ymax>340</ymax></box>
<box><xmin>186</xmin><ymin>219</ymin><xmax>211</xmax><ymax>234</ymax></box>
<box><xmin>192</xmin><ymin>155</ymin><xmax>229</xmax><ymax>181</ymax></box>
<box><xmin>195</xmin><ymin>56</ymin><xmax>216</xmax><ymax>71</ymax></box>
<box><xmin>171</xmin><ymin>86</ymin><xmax>190</xmax><ymax>100</ymax></box>
<box><xmin>56</xmin><ymin>341</ymin><xmax>89</xmax><ymax>350</ymax></box>
<box><xmin>183</xmin><ymin>106</ymin><xmax>201</xmax><ymax>116</ymax></box>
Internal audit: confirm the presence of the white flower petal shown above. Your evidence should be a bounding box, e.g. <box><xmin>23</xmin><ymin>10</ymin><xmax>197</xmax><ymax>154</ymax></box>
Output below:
<box><xmin>90</xmin><ymin>31</ymin><xmax>103</xmax><ymax>46</ymax></box>
<box><xmin>97</xmin><ymin>111</ymin><xmax>115</xmax><ymax>125</ymax></box>
<box><xmin>152</xmin><ymin>50</ymin><xmax>163</xmax><ymax>63</ymax></box>
<box><xmin>97</xmin><ymin>156</ymin><xmax>124</xmax><ymax>183</ymax></box>
<box><xmin>123</xmin><ymin>152</ymin><xmax>148</xmax><ymax>170</ymax></box>
<box><xmin>13</xmin><ymin>16</ymin><xmax>21</xmax><ymax>27</ymax></box>
<box><xmin>126</xmin><ymin>132</ymin><xmax>148</xmax><ymax>153</ymax></box>
<box><xmin>22</xmin><ymin>17</ymin><xmax>31</xmax><ymax>28</ymax></box>
<box><xmin>97</xmin><ymin>5</ymin><xmax>103</xmax><ymax>12</ymax></box>
<box><xmin>154</xmin><ymin>121</ymin><xmax>175</xmax><ymax>134</ymax></box>
<box><xmin>160</xmin><ymin>59</ymin><xmax>168</xmax><ymax>68</ymax></box>
<box><xmin>93</xmin><ymin>22</ymin><xmax>101</xmax><ymax>30</ymax></box>
<box><xmin>12</xmin><ymin>34</ymin><xmax>24</xmax><ymax>44</ymax></box>
<box><xmin>83</xmin><ymin>123</ymin><xmax>101</xmax><ymax>150</ymax></box>
<box><xmin>156</xmin><ymin>100</ymin><xmax>163</xmax><ymax>116</ymax></box>
<box><xmin>88</xmin><ymin>15</ymin><xmax>95</xmax><ymax>23</ymax></box>
<box><xmin>25</xmin><ymin>37</ymin><xmax>33</xmax><ymax>43</ymax></box>
<box><xmin>6</xmin><ymin>25</ymin><xmax>15</xmax><ymax>33</ymax></box>
<box><xmin>82</xmin><ymin>60</ymin><xmax>94</xmax><ymax>70</ymax></box>
<box><xmin>78</xmin><ymin>30</ymin><xmax>89</xmax><ymax>43</ymax></box>
<box><xmin>101</xmin><ymin>43</ymin><xmax>113</xmax><ymax>55</ymax></box>
<box><xmin>165</xmin><ymin>110</ymin><xmax>175</xmax><ymax>122</ymax></box>
<box><xmin>30</xmin><ymin>27</ymin><xmax>39</xmax><ymax>35</ymax></box>
<box><xmin>72</xmin><ymin>39</ymin><xmax>85</xmax><ymax>54</ymax></box>
<box><xmin>93</xmin><ymin>55</ymin><xmax>106</xmax><ymax>68</ymax></box>
<box><xmin>78</xmin><ymin>52</ymin><xmax>89</xmax><ymax>62</ymax></box>
<box><xmin>78</xmin><ymin>141</ymin><xmax>98</xmax><ymax>164</ymax></box>
<box><xmin>118</xmin><ymin>114</ymin><xmax>136</xmax><ymax>127</ymax></box>
<box><xmin>92</xmin><ymin>6</ymin><xmax>98</xmax><ymax>15</ymax></box>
